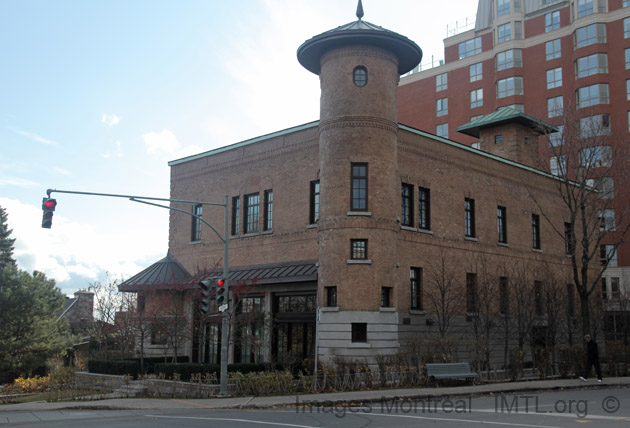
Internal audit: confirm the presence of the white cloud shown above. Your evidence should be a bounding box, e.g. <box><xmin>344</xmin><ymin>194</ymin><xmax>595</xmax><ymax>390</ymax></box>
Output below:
<box><xmin>143</xmin><ymin>129</ymin><xmax>180</xmax><ymax>155</ymax></box>
<box><xmin>0</xmin><ymin>176</ymin><xmax>41</xmax><ymax>188</ymax></box>
<box><xmin>0</xmin><ymin>197</ymin><xmax>166</xmax><ymax>294</ymax></box>
<box><xmin>101</xmin><ymin>113</ymin><xmax>120</xmax><ymax>127</ymax></box>
<box><xmin>53</xmin><ymin>167</ymin><xmax>71</xmax><ymax>176</ymax></box>
<box><xmin>10</xmin><ymin>127</ymin><xmax>58</xmax><ymax>145</ymax></box>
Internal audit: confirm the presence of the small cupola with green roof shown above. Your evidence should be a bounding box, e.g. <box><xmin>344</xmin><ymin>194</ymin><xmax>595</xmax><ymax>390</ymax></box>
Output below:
<box><xmin>457</xmin><ymin>107</ymin><xmax>557</xmax><ymax>168</ymax></box>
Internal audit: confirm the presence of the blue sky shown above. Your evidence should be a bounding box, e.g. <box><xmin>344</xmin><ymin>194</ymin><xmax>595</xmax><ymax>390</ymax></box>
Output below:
<box><xmin>0</xmin><ymin>0</ymin><xmax>478</xmax><ymax>296</ymax></box>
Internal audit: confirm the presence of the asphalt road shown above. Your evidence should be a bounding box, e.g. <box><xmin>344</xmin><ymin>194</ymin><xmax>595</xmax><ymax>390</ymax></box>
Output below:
<box><xmin>2</xmin><ymin>387</ymin><xmax>629</xmax><ymax>427</ymax></box>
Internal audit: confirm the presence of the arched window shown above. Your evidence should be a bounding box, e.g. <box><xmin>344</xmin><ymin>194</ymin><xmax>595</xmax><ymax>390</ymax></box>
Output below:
<box><xmin>353</xmin><ymin>66</ymin><xmax>367</xmax><ymax>87</ymax></box>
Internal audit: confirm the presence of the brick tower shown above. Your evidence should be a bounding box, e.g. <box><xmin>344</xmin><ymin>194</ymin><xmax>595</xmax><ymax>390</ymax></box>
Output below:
<box><xmin>298</xmin><ymin>1</ymin><xmax>422</xmax><ymax>363</ymax></box>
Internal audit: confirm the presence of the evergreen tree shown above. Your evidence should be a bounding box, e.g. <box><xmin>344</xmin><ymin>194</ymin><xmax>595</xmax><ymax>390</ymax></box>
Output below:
<box><xmin>0</xmin><ymin>206</ymin><xmax>16</xmax><ymax>268</ymax></box>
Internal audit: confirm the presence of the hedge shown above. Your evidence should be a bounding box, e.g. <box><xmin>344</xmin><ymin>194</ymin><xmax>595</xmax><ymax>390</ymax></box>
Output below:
<box><xmin>87</xmin><ymin>359</ymin><xmax>140</xmax><ymax>378</ymax></box>
<box><xmin>153</xmin><ymin>362</ymin><xmax>269</xmax><ymax>381</ymax></box>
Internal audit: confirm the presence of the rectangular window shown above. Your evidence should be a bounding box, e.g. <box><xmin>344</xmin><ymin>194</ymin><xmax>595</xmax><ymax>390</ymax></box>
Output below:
<box><xmin>244</xmin><ymin>193</ymin><xmax>260</xmax><ymax>234</ymax></box>
<box><xmin>576</xmin><ymin>53</ymin><xmax>607</xmax><ymax>78</ymax></box>
<box><xmin>231</xmin><ymin>196</ymin><xmax>240</xmax><ymax>235</ymax></box>
<box><xmin>602</xmin><ymin>277</ymin><xmax>608</xmax><ymax>300</ymax></box>
<box><xmin>565</xmin><ymin>222</ymin><xmax>574</xmax><ymax>255</ymax></box>
<box><xmin>548</xmin><ymin>96</ymin><xmax>563</xmax><ymax>118</ymax></box>
<box><xmin>470</xmin><ymin>88</ymin><xmax>483</xmax><ymax>108</ymax></box>
<box><xmin>351</xmin><ymin>323</ymin><xmax>367</xmax><ymax>343</ymax></box>
<box><xmin>599</xmin><ymin>209</ymin><xmax>616</xmax><ymax>231</ymax></box>
<box><xmin>436</xmin><ymin>98</ymin><xmax>448</xmax><ymax>116</ymax></box>
<box><xmin>498</xmin><ymin>0</ymin><xmax>510</xmax><ymax>16</ymax></box>
<box><xmin>401</xmin><ymin>183</ymin><xmax>414</xmax><ymax>227</ymax></box>
<box><xmin>499</xmin><ymin>277</ymin><xmax>508</xmax><ymax>315</ymax></box>
<box><xmin>351</xmin><ymin>163</ymin><xmax>368</xmax><ymax>211</ymax></box>
<box><xmin>498</xmin><ymin>22</ymin><xmax>511</xmax><ymax>43</ymax></box>
<box><xmin>458</xmin><ymin>37</ymin><xmax>482</xmax><ymax>59</ymax></box>
<box><xmin>497</xmin><ymin>206</ymin><xmax>507</xmax><ymax>244</ymax></box>
<box><xmin>627</xmin><ymin>80</ymin><xmax>630</xmax><ymax>101</ymax></box>
<box><xmin>496</xmin><ymin>76</ymin><xmax>523</xmax><ymax>98</ymax></box>
<box><xmin>611</xmin><ymin>278</ymin><xmax>620</xmax><ymax>299</ymax></box>
<box><xmin>465</xmin><ymin>198</ymin><xmax>476</xmax><ymax>238</ymax></box>
<box><xmin>625</xmin><ymin>17</ymin><xmax>630</xmax><ymax>38</ymax></box>
<box><xmin>550</xmin><ymin>155</ymin><xmax>566</xmax><ymax>176</ymax></box>
<box><xmin>545</xmin><ymin>39</ymin><xmax>561</xmax><ymax>60</ymax></box>
<box><xmin>466</xmin><ymin>273</ymin><xmax>477</xmax><ymax>313</ymax></box>
<box><xmin>418</xmin><ymin>187</ymin><xmax>430</xmax><ymax>230</ymax></box>
<box><xmin>534</xmin><ymin>280</ymin><xmax>543</xmax><ymax>316</ymax></box>
<box><xmin>532</xmin><ymin>214</ymin><xmax>541</xmax><ymax>250</ymax></box>
<box><xmin>624</xmin><ymin>0</ymin><xmax>630</xmax><ymax>7</ymax></box>
<box><xmin>436</xmin><ymin>123</ymin><xmax>448</xmax><ymax>138</ymax></box>
<box><xmin>587</xmin><ymin>176</ymin><xmax>614</xmax><ymax>199</ymax></box>
<box><xmin>309</xmin><ymin>180</ymin><xmax>320</xmax><ymax>224</ymax></box>
<box><xmin>575</xmin><ymin>23</ymin><xmax>606</xmax><ymax>49</ymax></box>
<box><xmin>326</xmin><ymin>286</ymin><xmax>337</xmax><ymax>307</ymax></box>
<box><xmin>514</xmin><ymin>0</ymin><xmax>521</xmax><ymax>12</ymax></box>
<box><xmin>496</xmin><ymin>49</ymin><xmax>522</xmax><ymax>70</ymax></box>
<box><xmin>546</xmin><ymin>67</ymin><xmax>562</xmax><ymax>89</ymax></box>
<box><xmin>577</xmin><ymin>83</ymin><xmax>609</xmax><ymax>108</ymax></box>
<box><xmin>626</xmin><ymin>49</ymin><xmax>630</xmax><ymax>69</ymax></box>
<box><xmin>436</xmin><ymin>73</ymin><xmax>448</xmax><ymax>91</ymax></box>
<box><xmin>545</xmin><ymin>11</ymin><xmax>560</xmax><ymax>32</ymax></box>
<box><xmin>470</xmin><ymin>62</ymin><xmax>482</xmax><ymax>82</ymax></box>
<box><xmin>549</xmin><ymin>125</ymin><xmax>564</xmax><ymax>146</ymax></box>
<box><xmin>381</xmin><ymin>287</ymin><xmax>392</xmax><ymax>308</ymax></box>
<box><xmin>601</xmin><ymin>245</ymin><xmax>618</xmax><ymax>267</ymax></box>
<box><xmin>578</xmin><ymin>0</ymin><xmax>594</xmax><ymax>17</ymax></box>
<box><xmin>495</xmin><ymin>134</ymin><xmax>503</xmax><ymax>144</ymax></box>
<box><xmin>263</xmin><ymin>189</ymin><xmax>273</xmax><ymax>231</ymax></box>
<box><xmin>191</xmin><ymin>204</ymin><xmax>202</xmax><ymax>242</ymax></box>
<box><xmin>579</xmin><ymin>145</ymin><xmax>612</xmax><ymax>168</ymax></box>
<box><xmin>579</xmin><ymin>114</ymin><xmax>610</xmax><ymax>137</ymax></box>
<box><xmin>351</xmin><ymin>239</ymin><xmax>367</xmax><ymax>260</ymax></box>
<box><xmin>514</xmin><ymin>21</ymin><xmax>522</xmax><ymax>39</ymax></box>
<box><xmin>410</xmin><ymin>267</ymin><xmax>422</xmax><ymax>310</ymax></box>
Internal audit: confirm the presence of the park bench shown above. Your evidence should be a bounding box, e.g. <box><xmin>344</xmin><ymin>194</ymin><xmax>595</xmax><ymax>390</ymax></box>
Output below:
<box><xmin>426</xmin><ymin>363</ymin><xmax>478</xmax><ymax>387</ymax></box>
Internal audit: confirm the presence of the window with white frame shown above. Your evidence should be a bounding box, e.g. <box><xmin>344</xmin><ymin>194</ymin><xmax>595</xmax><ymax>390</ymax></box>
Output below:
<box><xmin>459</xmin><ymin>37</ymin><xmax>482</xmax><ymax>59</ymax></box>
<box><xmin>576</xmin><ymin>53</ymin><xmax>607</xmax><ymax>78</ymax></box>
<box><xmin>545</xmin><ymin>11</ymin><xmax>560</xmax><ymax>32</ymax></box>
<box><xmin>579</xmin><ymin>145</ymin><xmax>611</xmax><ymax>168</ymax></box>
<box><xmin>436</xmin><ymin>123</ymin><xmax>448</xmax><ymax>138</ymax></box>
<box><xmin>627</xmin><ymin>49</ymin><xmax>630</xmax><ymax>69</ymax></box>
<box><xmin>546</xmin><ymin>67</ymin><xmax>562</xmax><ymax>89</ymax></box>
<box><xmin>497</xmin><ymin>76</ymin><xmax>523</xmax><ymax>98</ymax></box>
<box><xmin>600</xmin><ymin>244</ymin><xmax>618</xmax><ymax>267</ymax></box>
<box><xmin>514</xmin><ymin>21</ymin><xmax>522</xmax><ymax>39</ymax></box>
<box><xmin>498</xmin><ymin>0</ymin><xmax>510</xmax><ymax>16</ymax></box>
<box><xmin>577</xmin><ymin>83</ymin><xmax>609</xmax><ymax>108</ymax></box>
<box><xmin>545</xmin><ymin>39</ymin><xmax>561</xmax><ymax>60</ymax></box>
<box><xmin>577</xmin><ymin>0</ymin><xmax>605</xmax><ymax>17</ymax></box>
<box><xmin>548</xmin><ymin>96</ymin><xmax>563</xmax><ymax>117</ymax></box>
<box><xmin>470</xmin><ymin>63</ymin><xmax>482</xmax><ymax>82</ymax></box>
<box><xmin>550</xmin><ymin>155</ymin><xmax>566</xmax><ymax>176</ymax></box>
<box><xmin>470</xmin><ymin>88</ymin><xmax>483</xmax><ymax>108</ymax></box>
<box><xmin>579</xmin><ymin>114</ymin><xmax>610</xmax><ymax>137</ymax></box>
<box><xmin>496</xmin><ymin>49</ymin><xmax>522</xmax><ymax>70</ymax></box>
<box><xmin>436</xmin><ymin>73</ymin><xmax>448</xmax><ymax>91</ymax></box>
<box><xmin>625</xmin><ymin>18</ymin><xmax>630</xmax><ymax>38</ymax></box>
<box><xmin>504</xmin><ymin>103</ymin><xmax>524</xmax><ymax>112</ymax></box>
<box><xmin>549</xmin><ymin>125</ymin><xmax>564</xmax><ymax>146</ymax></box>
<box><xmin>624</xmin><ymin>0</ymin><xmax>630</xmax><ymax>7</ymax></box>
<box><xmin>436</xmin><ymin>98</ymin><xmax>448</xmax><ymax>116</ymax></box>
<box><xmin>575</xmin><ymin>23</ymin><xmax>606</xmax><ymax>48</ymax></box>
<box><xmin>498</xmin><ymin>23</ymin><xmax>511</xmax><ymax>43</ymax></box>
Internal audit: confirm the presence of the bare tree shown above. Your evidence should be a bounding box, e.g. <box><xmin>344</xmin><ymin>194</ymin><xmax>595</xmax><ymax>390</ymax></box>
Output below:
<box><xmin>530</xmin><ymin>110</ymin><xmax>630</xmax><ymax>338</ymax></box>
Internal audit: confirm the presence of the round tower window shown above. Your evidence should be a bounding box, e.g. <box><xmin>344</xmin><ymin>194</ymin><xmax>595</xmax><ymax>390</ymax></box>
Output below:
<box><xmin>353</xmin><ymin>66</ymin><xmax>368</xmax><ymax>87</ymax></box>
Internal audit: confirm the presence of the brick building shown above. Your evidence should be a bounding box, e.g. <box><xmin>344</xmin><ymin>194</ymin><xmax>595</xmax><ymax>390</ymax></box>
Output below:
<box><xmin>398</xmin><ymin>0</ymin><xmax>630</xmax><ymax>319</ymax></box>
<box><xmin>123</xmin><ymin>3</ymin><xmax>585</xmax><ymax>367</ymax></box>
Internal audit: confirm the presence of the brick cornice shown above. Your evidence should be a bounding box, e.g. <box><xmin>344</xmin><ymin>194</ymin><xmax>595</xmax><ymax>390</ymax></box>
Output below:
<box><xmin>319</xmin><ymin>116</ymin><xmax>398</xmax><ymax>136</ymax></box>
<box><xmin>321</xmin><ymin>46</ymin><xmax>398</xmax><ymax>69</ymax></box>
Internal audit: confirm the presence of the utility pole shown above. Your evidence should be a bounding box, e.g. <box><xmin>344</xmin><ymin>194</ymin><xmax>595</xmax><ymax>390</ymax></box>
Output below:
<box><xmin>43</xmin><ymin>188</ymin><xmax>231</xmax><ymax>396</ymax></box>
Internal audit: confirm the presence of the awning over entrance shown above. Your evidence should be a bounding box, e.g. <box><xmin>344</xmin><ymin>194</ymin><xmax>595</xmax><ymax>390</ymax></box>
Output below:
<box><xmin>223</xmin><ymin>259</ymin><xmax>318</xmax><ymax>285</ymax></box>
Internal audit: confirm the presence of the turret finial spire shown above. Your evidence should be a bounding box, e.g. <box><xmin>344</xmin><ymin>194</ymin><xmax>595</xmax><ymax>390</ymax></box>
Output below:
<box><xmin>356</xmin><ymin>0</ymin><xmax>364</xmax><ymax>20</ymax></box>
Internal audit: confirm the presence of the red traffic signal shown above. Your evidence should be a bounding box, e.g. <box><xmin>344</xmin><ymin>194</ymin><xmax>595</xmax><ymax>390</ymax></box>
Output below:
<box><xmin>216</xmin><ymin>278</ymin><xmax>226</xmax><ymax>303</ymax></box>
<box><xmin>41</xmin><ymin>197</ymin><xmax>57</xmax><ymax>229</ymax></box>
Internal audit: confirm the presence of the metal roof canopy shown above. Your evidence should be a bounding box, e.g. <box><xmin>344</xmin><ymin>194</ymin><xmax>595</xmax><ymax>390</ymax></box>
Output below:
<box><xmin>456</xmin><ymin>107</ymin><xmax>558</xmax><ymax>138</ymax></box>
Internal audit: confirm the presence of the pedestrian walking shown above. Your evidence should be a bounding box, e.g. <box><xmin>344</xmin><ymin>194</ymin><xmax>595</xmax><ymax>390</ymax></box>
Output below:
<box><xmin>579</xmin><ymin>334</ymin><xmax>602</xmax><ymax>382</ymax></box>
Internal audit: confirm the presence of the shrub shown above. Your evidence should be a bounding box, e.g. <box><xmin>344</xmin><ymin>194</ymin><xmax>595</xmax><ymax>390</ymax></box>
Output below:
<box><xmin>558</xmin><ymin>345</ymin><xmax>583</xmax><ymax>378</ymax></box>
<box><xmin>87</xmin><ymin>359</ymin><xmax>140</xmax><ymax>378</ymax></box>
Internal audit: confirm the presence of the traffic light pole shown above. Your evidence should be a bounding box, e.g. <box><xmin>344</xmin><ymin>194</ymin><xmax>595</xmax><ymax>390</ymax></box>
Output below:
<box><xmin>45</xmin><ymin>188</ymin><xmax>231</xmax><ymax>396</ymax></box>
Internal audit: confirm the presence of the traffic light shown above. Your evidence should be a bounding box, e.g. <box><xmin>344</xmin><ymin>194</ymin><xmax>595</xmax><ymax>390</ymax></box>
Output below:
<box><xmin>199</xmin><ymin>278</ymin><xmax>214</xmax><ymax>315</ymax></box>
<box><xmin>41</xmin><ymin>197</ymin><xmax>57</xmax><ymax>229</ymax></box>
<box><xmin>216</xmin><ymin>278</ymin><xmax>226</xmax><ymax>304</ymax></box>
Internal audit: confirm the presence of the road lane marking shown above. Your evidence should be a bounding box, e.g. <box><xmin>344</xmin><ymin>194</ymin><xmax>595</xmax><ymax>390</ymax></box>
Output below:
<box><xmin>146</xmin><ymin>414</ymin><xmax>320</xmax><ymax>428</ymax></box>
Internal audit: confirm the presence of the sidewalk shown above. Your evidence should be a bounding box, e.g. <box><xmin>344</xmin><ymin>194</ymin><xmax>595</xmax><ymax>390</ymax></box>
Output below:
<box><xmin>1</xmin><ymin>376</ymin><xmax>629</xmax><ymax>412</ymax></box>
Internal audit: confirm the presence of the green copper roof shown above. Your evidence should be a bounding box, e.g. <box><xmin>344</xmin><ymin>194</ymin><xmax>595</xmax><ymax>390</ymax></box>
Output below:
<box><xmin>457</xmin><ymin>107</ymin><xmax>558</xmax><ymax>138</ymax></box>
